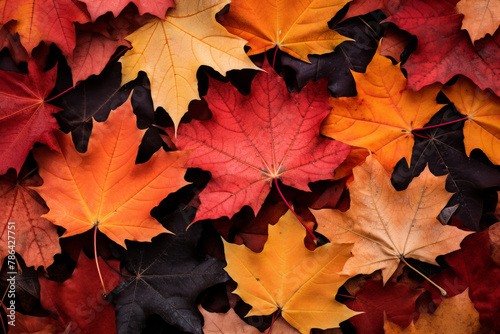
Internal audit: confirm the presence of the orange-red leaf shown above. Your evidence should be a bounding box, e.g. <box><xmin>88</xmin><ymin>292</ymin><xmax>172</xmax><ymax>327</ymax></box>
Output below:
<box><xmin>0</xmin><ymin>170</ymin><xmax>60</xmax><ymax>269</ymax></box>
<box><xmin>0</xmin><ymin>0</ymin><xmax>90</xmax><ymax>56</ymax></box>
<box><xmin>79</xmin><ymin>0</ymin><xmax>174</xmax><ymax>21</ymax></box>
<box><xmin>32</xmin><ymin>96</ymin><xmax>190</xmax><ymax>248</ymax></box>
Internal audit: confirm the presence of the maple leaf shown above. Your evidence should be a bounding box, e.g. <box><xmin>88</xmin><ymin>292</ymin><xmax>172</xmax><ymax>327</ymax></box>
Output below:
<box><xmin>341</xmin><ymin>0</ymin><xmax>400</xmax><ymax>21</ymax></box>
<box><xmin>167</xmin><ymin>61</ymin><xmax>351</xmax><ymax>222</ymax></box>
<box><xmin>200</xmin><ymin>306</ymin><xmax>264</xmax><ymax>334</ymax></box>
<box><xmin>456</xmin><ymin>0</ymin><xmax>500</xmax><ymax>43</ymax></box>
<box><xmin>391</xmin><ymin>105</ymin><xmax>500</xmax><ymax>230</ymax></box>
<box><xmin>312</xmin><ymin>155</ymin><xmax>473</xmax><ymax>284</ymax></box>
<box><xmin>39</xmin><ymin>250</ymin><xmax>122</xmax><ymax>333</ymax></box>
<box><xmin>32</xmin><ymin>96</ymin><xmax>190</xmax><ymax>248</ymax></box>
<box><xmin>321</xmin><ymin>45</ymin><xmax>444</xmax><ymax>172</ymax></box>
<box><xmin>490</xmin><ymin>222</ymin><xmax>500</xmax><ymax>266</ymax></box>
<box><xmin>67</xmin><ymin>25</ymin><xmax>129</xmax><ymax>85</ymax></box>
<box><xmin>281</xmin><ymin>17</ymin><xmax>380</xmax><ymax>97</ymax></box>
<box><xmin>0</xmin><ymin>0</ymin><xmax>90</xmax><ymax>56</ymax></box>
<box><xmin>379</xmin><ymin>25</ymin><xmax>411</xmax><ymax>63</ymax></box>
<box><xmin>385</xmin><ymin>0</ymin><xmax>500</xmax><ymax>97</ymax></box>
<box><xmin>5</xmin><ymin>310</ymin><xmax>64</xmax><ymax>334</ymax></box>
<box><xmin>119</xmin><ymin>0</ymin><xmax>259</xmax><ymax>132</ymax></box>
<box><xmin>445</xmin><ymin>230</ymin><xmax>500</xmax><ymax>331</ymax></box>
<box><xmin>200</xmin><ymin>306</ymin><xmax>300</xmax><ymax>334</ymax></box>
<box><xmin>344</xmin><ymin>280</ymin><xmax>423</xmax><ymax>334</ymax></box>
<box><xmin>0</xmin><ymin>170</ymin><xmax>60</xmax><ymax>269</ymax></box>
<box><xmin>79</xmin><ymin>0</ymin><xmax>174</xmax><ymax>21</ymax></box>
<box><xmin>0</xmin><ymin>59</ymin><xmax>60</xmax><ymax>175</ymax></box>
<box><xmin>219</xmin><ymin>0</ymin><xmax>352</xmax><ymax>62</ymax></box>
<box><xmin>223</xmin><ymin>210</ymin><xmax>359</xmax><ymax>334</ymax></box>
<box><xmin>384</xmin><ymin>289</ymin><xmax>486</xmax><ymax>333</ymax></box>
<box><xmin>109</xmin><ymin>216</ymin><xmax>228</xmax><ymax>334</ymax></box>
<box><xmin>67</xmin><ymin>9</ymin><xmax>153</xmax><ymax>85</ymax></box>
<box><xmin>0</xmin><ymin>26</ymin><xmax>29</xmax><ymax>64</ymax></box>
<box><xmin>441</xmin><ymin>76</ymin><xmax>500</xmax><ymax>166</ymax></box>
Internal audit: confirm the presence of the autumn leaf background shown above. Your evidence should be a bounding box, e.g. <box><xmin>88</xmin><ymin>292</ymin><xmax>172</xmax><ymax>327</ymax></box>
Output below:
<box><xmin>1</xmin><ymin>0</ymin><xmax>499</xmax><ymax>333</ymax></box>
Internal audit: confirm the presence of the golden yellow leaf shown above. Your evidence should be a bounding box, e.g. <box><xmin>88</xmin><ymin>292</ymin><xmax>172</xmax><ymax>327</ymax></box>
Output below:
<box><xmin>384</xmin><ymin>289</ymin><xmax>492</xmax><ymax>333</ymax></box>
<box><xmin>219</xmin><ymin>0</ymin><xmax>352</xmax><ymax>62</ymax></box>
<box><xmin>312</xmin><ymin>155</ymin><xmax>473</xmax><ymax>284</ymax></box>
<box><xmin>441</xmin><ymin>76</ymin><xmax>500</xmax><ymax>165</ymax></box>
<box><xmin>321</xmin><ymin>45</ymin><xmax>444</xmax><ymax>172</ymax></box>
<box><xmin>457</xmin><ymin>0</ymin><xmax>500</xmax><ymax>43</ymax></box>
<box><xmin>222</xmin><ymin>210</ymin><xmax>359</xmax><ymax>334</ymax></box>
<box><xmin>119</xmin><ymin>0</ymin><xmax>259</xmax><ymax>133</ymax></box>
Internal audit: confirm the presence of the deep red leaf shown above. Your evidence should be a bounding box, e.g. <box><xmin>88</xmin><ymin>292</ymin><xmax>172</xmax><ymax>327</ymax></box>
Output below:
<box><xmin>0</xmin><ymin>59</ymin><xmax>60</xmax><ymax>175</ymax></box>
<box><xmin>345</xmin><ymin>280</ymin><xmax>423</xmax><ymax>334</ymax></box>
<box><xmin>39</xmin><ymin>250</ymin><xmax>122</xmax><ymax>333</ymax></box>
<box><xmin>445</xmin><ymin>230</ymin><xmax>500</xmax><ymax>331</ymax></box>
<box><xmin>168</xmin><ymin>62</ymin><xmax>351</xmax><ymax>222</ymax></box>
<box><xmin>385</xmin><ymin>0</ymin><xmax>500</xmax><ymax>96</ymax></box>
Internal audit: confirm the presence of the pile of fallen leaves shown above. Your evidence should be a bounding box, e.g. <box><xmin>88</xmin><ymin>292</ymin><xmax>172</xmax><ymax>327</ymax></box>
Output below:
<box><xmin>1</xmin><ymin>0</ymin><xmax>499</xmax><ymax>333</ymax></box>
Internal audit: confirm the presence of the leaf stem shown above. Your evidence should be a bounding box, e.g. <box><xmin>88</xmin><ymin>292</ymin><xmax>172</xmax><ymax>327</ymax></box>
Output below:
<box><xmin>400</xmin><ymin>257</ymin><xmax>447</xmax><ymax>296</ymax></box>
<box><xmin>274</xmin><ymin>178</ymin><xmax>319</xmax><ymax>242</ymax></box>
<box><xmin>266</xmin><ymin>309</ymin><xmax>281</xmax><ymax>334</ymax></box>
<box><xmin>45</xmin><ymin>84</ymin><xmax>79</xmax><ymax>103</ymax></box>
<box><xmin>94</xmin><ymin>226</ymin><xmax>107</xmax><ymax>297</ymax></box>
<box><xmin>272</xmin><ymin>46</ymin><xmax>278</xmax><ymax>69</ymax></box>
<box><xmin>412</xmin><ymin>116</ymin><xmax>468</xmax><ymax>132</ymax></box>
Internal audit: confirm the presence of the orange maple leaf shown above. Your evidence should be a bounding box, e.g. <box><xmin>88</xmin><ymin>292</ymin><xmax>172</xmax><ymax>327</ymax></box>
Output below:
<box><xmin>456</xmin><ymin>0</ymin><xmax>500</xmax><ymax>43</ymax></box>
<box><xmin>219</xmin><ymin>0</ymin><xmax>352</xmax><ymax>62</ymax></box>
<box><xmin>312</xmin><ymin>155</ymin><xmax>473</xmax><ymax>284</ymax></box>
<box><xmin>321</xmin><ymin>44</ymin><xmax>444</xmax><ymax>171</ymax></box>
<box><xmin>441</xmin><ymin>76</ymin><xmax>500</xmax><ymax>165</ymax></box>
<box><xmin>32</xmin><ymin>96</ymin><xmax>190</xmax><ymax>248</ymax></box>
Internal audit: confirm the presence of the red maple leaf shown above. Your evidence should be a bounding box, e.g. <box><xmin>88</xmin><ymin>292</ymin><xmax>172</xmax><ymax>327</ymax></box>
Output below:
<box><xmin>39</xmin><ymin>250</ymin><xmax>122</xmax><ymax>333</ymax></box>
<box><xmin>79</xmin><ymin>0</ymin><xmax>174</xmax><ymax>21</ymax></box>
<box><xmin>345</xmin><ymin>280</ymin><xmax>423</xmax><ymax>334</ymax></box>
<box><xmin>168</xmin><ymin>62</ymin><xmax>351</xmax><ymax>222</ymax></box>
<box><xmin>0</xmin><ymin>59</ymin><xmax>60</xmax><ymax>175</ymax></box>
<box><xmin>385</xmin><ymin>0</ymin><xmax>500</xmax><ymax>96</ymax></box>
<box><xmin>445</xmin><ymin>230</ymin><xmax>500</xmax><ymax>331</ymax></box>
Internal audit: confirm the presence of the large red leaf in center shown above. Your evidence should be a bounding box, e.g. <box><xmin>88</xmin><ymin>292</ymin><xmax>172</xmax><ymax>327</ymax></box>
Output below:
<box><xmin>169</xmin><ymin>62</ymin><xmax>351</xmax><ymax>222</ymax></box>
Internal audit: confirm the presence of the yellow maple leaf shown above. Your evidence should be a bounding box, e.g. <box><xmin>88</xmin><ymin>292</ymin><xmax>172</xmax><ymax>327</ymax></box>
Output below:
<box><xmin>119</xmin><ymin>0</ymin><xmax>259</xmax><ymax>133</ymax></box>
<box><xmin>312</xmin><ymin>155</ymin><xmax>473</xmax><ymax>284</ymax></box>
<box><xmin>321</xmin><ymin>44</ymin><xmax>444</xmax><ymax>172</ymax></box>
<box><xmin>222</xmin><ymin>210</ymin><xmax>359</xmax><ymax>334</ymax></box>
<box><xmin>441</xmin><ymin>76</ymin><xmax>500</xmax><ymax>165</ymax></box>
<box><xmin>219</xmin><ymin>0</ymin><xmax>352</xmax><ymax>62</ymax></box>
